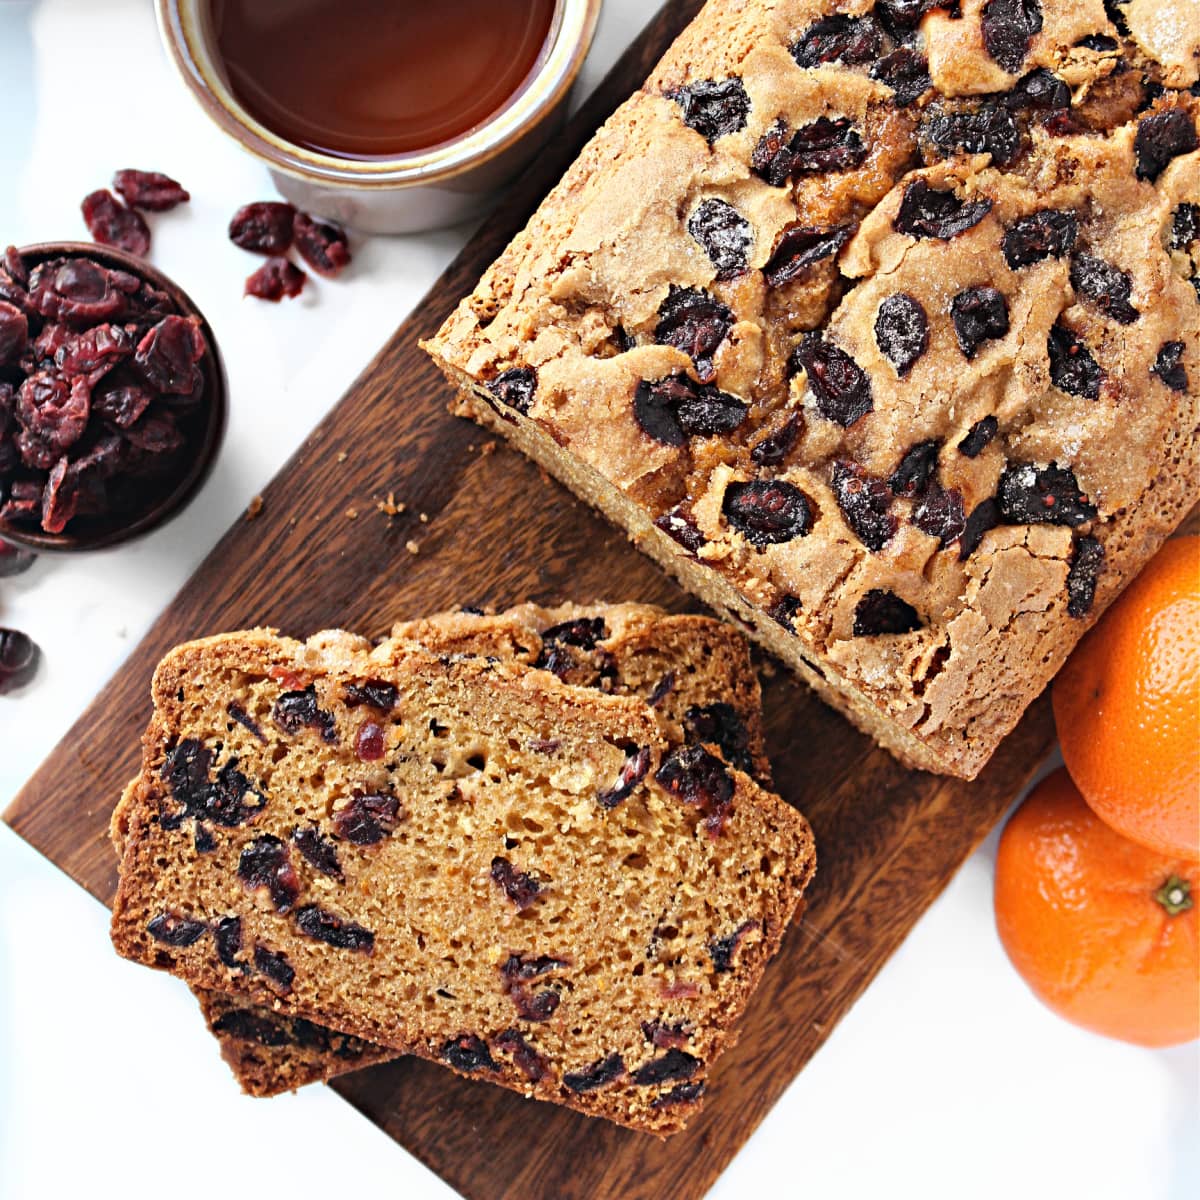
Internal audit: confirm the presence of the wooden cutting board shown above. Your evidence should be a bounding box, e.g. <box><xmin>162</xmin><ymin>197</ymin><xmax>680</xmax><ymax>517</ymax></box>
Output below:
<box><xmin>3</xmin><ymin>3</ymin><xmax>1056</xmax><ymax>1197</ymax></box>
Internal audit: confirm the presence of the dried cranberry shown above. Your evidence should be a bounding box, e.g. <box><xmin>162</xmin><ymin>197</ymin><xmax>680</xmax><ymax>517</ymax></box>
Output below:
<box><xmin>541</xmin><ymin>617</ymin><xmax>606</xmax><ymax>652</ymax></box>
<box><xmin>225</xmin><ymin>701</ymin><xmax>264</xmax><ymax>742</ymax></box>
<box><xmin>17</xmin><ymin>373</ymin><xmax>89</xmax><ymax>451</ymax></box>
<box><xmin>789</xmin><ymin>332</ymin><xmax>873</xmax><ymax>427</ymax></box>
<box><xmin>238</xmin><ymin>835</ymin><xmax>300</xmax><ymax>912</ymax></box>
<box><xmin>333</xmin><ymin>790</ymin><xmax>400</xmax><ymax>844</ymax></box>
<box><xmin>752</xmin><ymin>117</ymin><xmax>867</xmax><ymax>187</ymax></box>
<box><xmin>1069</xmin><ymin>255</ymin><xmax>1138</xmax><ymax>324</ymax></box>
<box><xmin>491</xmin><ymin>856</ymin><xmax>541</xmax><ymax>909</ymax></box>
<box><xmin>54</xmin><ymin>323</ymin><xmax>134</xmax><ymax>384</ymax></box>
<box><xmin>894</xmin><ymin>180</ymin><xmax>993</xmax><ymax>240</ymax></box>
<box><xmin>148</xmin><ymin>912</ymin><xmax>207</xmax><ymax>946</ymax></box>
<box><xmin>123</xmin><ymin>411</ymin><xmax>184</xmax><ymax>455</ymax></box>
<box><xmin>684</xmin><ymin>703</ymin><xmax>753</xmax><ymax>774</ymax></box>
<box><xmin>253</xmin><ymin>945</ymin><xmax>295</xmax><ymax>990</ymax></box>
<box><xmin>81</xmin><ymin>190</ymin><xmax>150</xmax><ymax>257</ymax></box>
<box><xmin>654</xmin><ymin>287</ymin><xmax>733</xmax><ymax>383</ymax></box>
<box><xmin>214</xmin><ymin>915</ymin><xmax>243</xmax><ymax>968</ymax></box>
<box><xmin>1076</xmin><ymin>33</ymin><xmax>1117</xmax><ymax>52</ymax></box>
<box><xmin>292</xmin><ymin>827</ymin><xmax>343</xmax><ymax>880</ymax></box>
<box><xmin>92</xmin><ymin>380</ymin><xmax>152</xmax><ymax>428</ymax></box>
<box><xmin>870</xmin><ymin>47</ymin><xmax>932</xmax><ymax>106</ymax></box>
<box><xmin>214</xmin><ymin>760</ymin><xmax>265</xmax><ymax>828</ymax></box>
<box><xmin>981</xmin><ymin>0</ymin><xmax>1043</xmax><ymax>75</ymax></box>
<box><xmin>1002</xmin><ymin>210</ymin><xmax>1078</xmax><ymax>268</ymax></box>
<box><xmin>656</xmin><ymin>744</ymin><xmax>735</xmax><ymax>835</ymax></box>
<box><xmin>762</xmin><ymin>223</ymin><xmax>855</xmax><ymax>287</ymax></box>
<box><xmin>293</xmin><ymin>212</ymin><xmax>351</xmax><ymax>277</ymax></box>
<box><xmin>1007</xmin><ymin>68</ymin><xmax>1071</xmax><ymax>113</ymax></box>
<box><xmin>343</xmin><ymin>679</ymin><xmax>398</xmax><ymax>710</ymax></box>
<box><xmin>596</xmin><ymin>744</ymin><xmax>652</xmax><ymax>809</ymax></box>
<box><xmin>633</xmin><ymin>373</ymin><xmax>746</xmax><ymax>446</ymax></box>
<box><xmin>1134</xmin><ymin>109</ymin><xmax>1197</xmax><ymax>182</ymax></box>
<box><xmin>951</xmin><ymin>287</ymin><xmax>1010</xmax><ymax>359</ymax></box>
<box><xmin>652</xmin><ymin>1081</ymin><xmax>706</xmax><ymax>1108</ymax></box>
<box><xmin>647</xmin><ymin>672</ymin><xmax>676</xmax><ymax>708</ymax></box>
<box><xmin>708</xmin><ymin>920</ymin><xmax>756</xmax><ymax>972</ymax></box>
<box><xmin>888</xmin><ymin>440</ymin><xmax>940</xmax><ymax>497</ymax></box>
<box><xmin>687</xmin><ymin>199</ymin><xmax>752</xmax><ymax>280</ymax></box>
<box><xmin>876</xmin><ymin>0</ymin><xmax>934</xmax><ymax>31</ymax></box>
<box><xmin>853</xmin><ymin>590</ymin><xmax>922</xmax><ymax>636</ymax></box>
<box><xmin>295</xmin><ymin>905</ymin><xmax>374</xmax><ymax>953</ymax></box>
<box><xmin>750</xmin><ymin>413</ymin><xmax>802</xmax><ymax>467</ymax></box>
<box><xmin>642</xmin><ymin>1019</ymin><xmax>692</xmax><ymax>1049</ymax></box>
<box><xmin>273</xmin><ymin>685</ymin><xmax>337</xmax><ymax>741</ymax></box>
<box><xmin>0</xmin><ymin>300</ymin><xmax>28</xmax><ymax>364</ymax></box>
<box><xmin>443</xmin><ymin>1034</ymin><xmax>498</xmax><ymax>1073</ymax></box>
<box><xmin>1066</xmin><ymin>536</ymin><xmax>1104</xmax><ymax>617</ymax></box>
<box><xmin>563</xmin><ymin>1054</ymin><xmax>625</xmax><ymax>1093</ymax></box>
<box><xmin>723</xmin><ymin>479</ymin><xmax>814</xmax><ymax>545</ymax></box>
<box><xmin>959</xmin><ymin>497</ymin><xmax>1001</xmax><ymax>559</ymax></box>
<box><xmin>3</xmin><ymin>245</ymin><xmax>28</xmax><ymax>288</ymax></box>
<box><xmin>768</xmin><ymin>593</ymin><xmax>803</xmax><ymax>630</ymax></box>
<box><xmin>494</xmin><ymin>1029</ymin><xmax>549</xmax><ymax>1081</ymax></box>
<box><xmin>633</xmin><ymin>1049</ymin><xmax>700</xmax><ymax>1086</ymax></box>
<box><xmin>113</xmin><ymin>170</ymin><xmax>189</xmax><ymax>212</ymax></box>
<box><xmin>0</xmin><ymin>540</ymin><xmax>36</xmax><ymax>577</ymax></box>
<box><xmin>229</xmin><ymin>202</ymin><xmax>297</xmax><ymax>254</ymax></box>
<box><xmin>998</xmin><ymin>462</ymin><xmax>1096</xmax><ymax>526</ymax></box>
<box><xmin>831</xmin><ymin>460</ymin><xmax>896</xmax><ymax>551</ymax></box>
<box><xmin>1171</xmin><ymin>203</ymin><xmax>1200</xmax><ymax>250</ymax></box>
<box><xmin>487</xmin><ymin>366</ymin><xmax>536</xmax><ymax>415</ymax></box>
<box><xmin>1151</xmin><ymin>341</ymin><xmax>1187</xmax><ymax>392</ymax></box>
<box><xmin>211</xmin><ymin>1009</ymin><xmax>290</xmax><ymax>1047</ymax></box>
<box><xmin>668</xmin><ymin>78</ymin><xmax>750</xmax><ymax>143</ymax></box>
<box><xmin>791</xmin><ymin>14</ymin><xmax>883</xmax><ymax>66</ymax></box>
<box><xmin>1047</xmin><ymin>322</ymin><xmax>1104</xmax><ymax>399</ymax></box>
<box><xmin>355</xmin><ymin>721</ymin><xmax>386</xmax><ymax>761</ymax></box>
<box><xmin>0</xmin><ymin>628</ymin><xmax>39</xmax><ymax>694</ymax></box>
<box><xmin>921</xmin><ymin>103</ymin><xmax>1021</xmax><ymax>166</ymax></box>
<box><xmin>40</xmin><ymin>456</ymin><xmax>83</xmax><ymax>534</ymax></box>
<box><xmin>654</xmin><ymin>506</ymin><xmax>706</xmax><ymax>552</ymax></box>
<box><xmin>958</xmin><ymin>416</ymin><xmax>999</xmax><ymax>458</ymax></box>
<box><xmin>134</xmin><ymin>315</ymin><xmax>205</xmax><ymax>394</ymax></box>
<box><xmin>27</xmin><ymin>258</ymin><xmax>133</xmax><ymax>327</ymax></box>
<box><xmin>244</xmin><ymin>257</ymin><xmax>306</xmax><ymax>302</ymax></box>
<box><xmin>913</xmin><ymin>484</ymin><xmax>966</xmax><ymax>547</ymax></box>
<box><xmin>874</xmin><ymin>293</ymin><xmax>929</xmax><ymax>376</ymax></box>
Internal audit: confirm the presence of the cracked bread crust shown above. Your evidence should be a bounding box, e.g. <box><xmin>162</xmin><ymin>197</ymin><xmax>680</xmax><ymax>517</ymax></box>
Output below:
<box><xmin>423</xmin><ymin>0</ymin><xmax>1200</xmax><ymax>779</ymax></box>
<box><xmin>109</xmin><ymin>616</ymin><xmax>813</xmax><ymax>1133</ymax></box>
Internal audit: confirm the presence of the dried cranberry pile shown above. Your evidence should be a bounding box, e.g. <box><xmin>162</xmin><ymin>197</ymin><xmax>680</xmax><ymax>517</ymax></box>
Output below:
<box><xmin>0</xmin><ymin>247</ymin><xmax>210</xmax><ymax>536</ymax></box>
<box><xmin>229</xmin><ymin>202</ymin><xmax>352</xmax><ymax>301</ymax></box>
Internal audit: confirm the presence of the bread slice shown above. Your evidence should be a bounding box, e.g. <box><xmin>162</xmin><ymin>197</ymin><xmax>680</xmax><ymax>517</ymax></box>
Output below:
<box><xmin>110</xmin><ymin>613</ymin><xmax>814</xmax><ymax>1133</ymax></box>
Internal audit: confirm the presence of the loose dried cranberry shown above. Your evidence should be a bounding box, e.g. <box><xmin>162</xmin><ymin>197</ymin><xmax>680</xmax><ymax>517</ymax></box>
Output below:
<box><xmin>333</xmin><ymin>790</ymin><xmax>400</xmax><ymax>844</ymax></box>
<box><xmin>888</xmin><ymin>440</ymin><xmax>940</xmax><ymax>497</ymax></box>
<box><xmin>651</xmin><ymin>1081</ymin><xmax>706</xmax><ymax>1108</ymax></box>
<box><xmin>870</xmin><ymin>46</ymin><xmax>932</xmax><ymax>106</ymax></box>
<box><xmin>654</xmin><ymin>506</ymin><xmax>706</xmax><ymax>552</ymax></box>
<box><xmin>292</xmin><ymin>826</ymin><xmax>343</xmax><ymax>880</ymax></box>
<box><xmin>491</xmin><ymin>857</ymin><xmax>541</xmax><ymax>909</ymax></box>
<box><xmin>791</xmin><ymin>14</ymin><xmax>883</xmax><ymax>66</ymax></box>
<box><xmin>81</xmin><ymin>190</ymin><xmax>150</xmax><ymax>257</ymax></box>
<box><xmin>750</xmin><ymin>413</ymin><xmax>802</xmax><ymax>467</ymax></box>
<box><xmin>343</xmin><ymin>679</ymin><xmax>398</xmax><ymax>710</ymax></box>
<box><xmin>853</xmin><ymin>590</ymin><xmax>923</xmax><ymax>636</ymax></box>
<box><xmin>1066</xmin><ymin>536</ymin><xmax>1104</xmax><ymax>617</ymax></box>
<box><xmin>0</xmin><ymin>540</ymin><xmax>36</xmax><ymax>577</ymax></box>
<box><xmin>998</xmin><ymin>462</ymin><xmax>1096</xmax><ymax>526</ymax></box>
<box><xmin>723</xmin><ymin>479</ymin><xmax>814</xmax><ymax>545</ymax></box>
<box><xmin>273</xmin><ymin>685</ymin><xmax>337</xmax><ymax>741</ymax></box>
<box><xmin>959</xmin><ymin>497</ymin><xmax>1001</xmax><ymax>559</ymax></box>
<box><xmin>295</xmin><ymin>905</ymin><xmax>374</xmax><ymax>953</ymax></box>
<box><xmin>654</xmin><ymin>287</ymin><xmax>734</xmax><ymax>383</ymax></box>
<box><xmin>293</xmin><ymin>212</ymin><xmax>351</xmax><ymax>277</ymax></box>
<box><xmin>1152</xmin><ymin>341</ymin><xmax>1187</xmax><ymax>392</ymax></box>
<box><xmin>762</xmin><ymin>223</ymin><xmax>854</xmax><ymax>287</ymax></box>
<box><xmin>443</xmin><ymin>1034</ymin><xmax>498</xmax><ymax>1073</ymax></box>
<box><xmin>1002</xmin><ymin>210</ymin><xmax>1078</xmax><ymax>268</ymax></box>
<box><xmin>1047</xmin><ymin>322</ymin><xmax>1104</xmax><ymax>399</ymax></box>
<box><xmin>768</xmin><ymin>593</ymin><xmax>803</xmax><ymax>630</ymax></box>
<box><xmin>596</xmin><ymin>744</ymin><xmax>652</xmax><ymax>809</ymax></box>
<box><xmin>958</xmin><ymin>416</ymin><xmax>999</xmax><ymax>458</ymax></box>
<box><xmin>487</xmin><ymin>366</ymin><xmax>536</xmax><ymax>414</ymax></box>
<box><xmin>668</xmin><ymin>78</ymin><xmax>750</xmax><ymax>143</ymax></box>
<box><xmin>832</xmin><ymin>460</ymin><xmax>896</xmax><ymax>551</ymax></box>
<box><xmin>147</xmin><ymin>912</ymin><xmax>207</xmax><ymax>946</ymax></box>
<box><xmin>211</xmin><ymin>1009</ymin><xmax>290</xmax><ymax>1047</ymax></box>
<box><xmin>752</xmin><ymin>118</ymin><xmax>867</xmax><ymax>187</ymax></box>
<box><xmin>633</xmin><ymin>1049</ymin><xmax>700</xmax><ymax>1086</ymax></box>
<box><xmin>92</xmin><ymin>380</ymin><xmax>152</xmax><ymax>428</ymax></box>
<box><xmin>913</xmin><ymin>484</ymin><xmax>966</xmax><ymax>547</ymax></box>
<box><xmin>113</xmin><ymin>170</ymin><xmax>190</xmax><ymax>212</ymax></box>
<box><xmin>0</xmin><ymin>628</ymin><xmax>39</xmax><ymax>694</ymax></box>
<box><xmin>894</xmin><ymin>181</ymin><xmax>993</xmax><ymax>240</ymax></box>
<box><xmin>1069</xmin><ymin>255</ymin><xmax>1138</xmax><ymax>323</ymax></box>
<box><xmin>687</xmin><ymin>199</ymin><xmax>752</xmax><ymax>280</ymax></box>
<box><xmin>253</xmin><ymin>944</ymin><xmax>295</xmax><ymax>990</ymax></box>
<box><xmin>656</xmin><ymin>744</ymin><xmax>735</xmax><ymax>835</ymax></box>
<box><xmin>1007</xmin><ymin>68</ymin><xmax>1071</xmax><ymax>113</ymax></box>
<box><xmin>134</xmin><ymin>315</ymin><xmax>205</xmax><ymax>394</ymax></box>
<box><xmin>238</xmin><ymin>835</ymin><xmax>300</xmax><ymax>912</ymax></box>
<box><xmin>1134</xmin><ymin>109</ymin><xmax>1197</xmax><ymax>182</ymax></box>
<box><xmin>951</xmin><ymin>286</ymin><xmax>1010</xmax><ymax>359</ymax></box>
<box><xmin>1171</xmin><ymin>203</ymin><xmax>1200</xmax><ymax>250</ymax></box>
<box><xmin>789</xmin><ymin>332</ymin><xmax>873</xmax><ymax>427</ymax></box>
<box><xmin>494</xmin><ymin>1029</ymin><xmax>549</xmax><ymax>1081</ymax></box>
<box><xmin>244</xmin><ymin>257</ymin><xmax>306</xmax><ymax>301</ymax></box>
<box><xmin>708</xmin><ymin>920</ymin><xmax>756</xmax><ymax>972</ymax></box>
<box><xmin>684</xmin><ymin>703</ymin><xmax>753</xmax><ymax>775</ymax></box>
<box><xmin>874</xmin><ymin>293</ymin><xmax>929</xmax><ymax>376</ymax></box>
<box><xmin>0</xmin><ymin>301</ymin><xmax>28</xmax><ymax>364</ymax></box>
<box><xmin>922</xmin><ymin>103</ymin><xmax>1021</xmax><ymax>166</ymax></box>
<box><xmin>633</xmin><ymin>373</ymin><xmax>746</xmax><ymax>446</ymax></box>
<box><xmin>214</xmin><ymin>915</ymin><xmax>243</xmax><ymax>968</ymax></box>
<box><xmin>229</xmin><ymin>202</ymin><xmax>297</xmax><ymax>253</ymax></box>
<box><xmin>355</xmin><ymin>720</ymin><xmax>386</xmax><ymax>761</ymax></box>
<box><xmin>981</xmin><ymin>0</ymin><xmax>1043</xmax><ymax>75</ymax></box>
<box><xmin>564</xmin><ymin>1054</ymin><xmax>625</xmax><ymax>1093</ymax></box>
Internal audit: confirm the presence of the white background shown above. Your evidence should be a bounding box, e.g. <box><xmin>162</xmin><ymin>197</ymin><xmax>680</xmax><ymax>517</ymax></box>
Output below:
<box><xmin>0</xmin><ymin>3</ymin><xmax>1195</xmax><ymax>1198</ymax></box>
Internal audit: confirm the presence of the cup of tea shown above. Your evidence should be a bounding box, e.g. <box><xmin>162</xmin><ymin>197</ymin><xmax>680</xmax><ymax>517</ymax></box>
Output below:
<box><xmin>156</xmin><ymin>0</ymin><xmax>602</xmax><ymax>234</ymax></box>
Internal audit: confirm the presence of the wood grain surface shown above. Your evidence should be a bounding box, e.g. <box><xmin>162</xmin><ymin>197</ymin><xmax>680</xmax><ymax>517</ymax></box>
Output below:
<box><xmin>4</xmin><ymin>4</ymin><xmax>1056</xmax><ymax>1198</ymax></box>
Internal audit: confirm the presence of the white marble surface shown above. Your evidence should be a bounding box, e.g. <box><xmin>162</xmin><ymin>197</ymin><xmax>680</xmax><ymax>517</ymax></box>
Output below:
<box><xmin>0</xmin><ymin>3</ymin><xmax>1195</xmax><ymax>1198</ymax></box>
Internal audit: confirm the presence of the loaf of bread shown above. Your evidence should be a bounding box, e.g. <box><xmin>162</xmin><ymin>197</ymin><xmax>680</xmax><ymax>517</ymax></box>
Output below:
<box><xmin>423</xmin><ymin>0</ymin><xmax>1200</xmax><ymax>779</ymax></box>
<box><xmin>109</xmin><ymin>606</ymin><xmax>814</xmax><ymax>1132</ymax></box>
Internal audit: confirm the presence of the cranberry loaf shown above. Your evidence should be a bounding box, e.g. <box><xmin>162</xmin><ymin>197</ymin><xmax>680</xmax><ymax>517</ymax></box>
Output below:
<box><xmin>109</xmin><ymin>603</ymin><xmax>781</xmax><ymax>1099</ymax></box>
<box><xmin>423</xmin><ymin>0</ymin><xmax>1200</xmax><ymax>779</ymax></box>
<box><xmin>109</xmin><ymin>612</ymin><xmax>814</xmax><ymax>1132</ymax></box>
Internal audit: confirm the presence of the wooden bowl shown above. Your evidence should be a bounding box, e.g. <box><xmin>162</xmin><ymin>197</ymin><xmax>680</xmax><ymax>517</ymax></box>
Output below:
<box><xmin>0</xmin><ymin>241</ymin><xmax>226</xmax><ymax>553</ymax></box>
